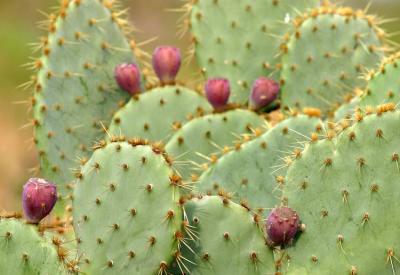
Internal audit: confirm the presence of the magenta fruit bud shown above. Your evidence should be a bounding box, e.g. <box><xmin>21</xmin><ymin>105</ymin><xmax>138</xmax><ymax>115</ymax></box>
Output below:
<box><xmin>22</xmin><ymin>178</ymin><xmax>57</xmax><ymax>224</ymax></box>
<box><xmin>249</xmin><ymin>77</ymin><xmax>280</xmax><ymax>110</ymax></box>
<box><xmin>266</xmin><ymin>207</ymin><xmax>300</xmax><ymax>246</ymax></box>
<box><xmin>205</xmin><ymin>78</ymin><xmax>230</xmax><ymax>109</ymax></box>
<box><xmin>152</xmin><ymin>46</ymin><xmax>181</xmax><ymax>85</ymax></box>
<box><xmin>114</xmin><ymin>63</ymin><xmax>141</xmax><ymax>95</ymax></box>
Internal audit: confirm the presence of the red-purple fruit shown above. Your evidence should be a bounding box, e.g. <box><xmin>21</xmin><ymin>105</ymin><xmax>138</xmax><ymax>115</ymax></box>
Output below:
<box><xmin>249</xmin><ymin>77</ymin><xmax>280</xmax><ymax>110</ymax></box>
<box><xmin>205</xmin><ymin>78</ymin><xmax>230</xmax><ymax>109</ymax></box>
<box><xmin>114</xmin><ymin>63</ymin><xmax>141</xmax><ymax>95</ymax></box>
<box><xmin>152</xmin><ymin>46</ymin><xmax>181</xmax><ymax>85</ymax></box>
<box><xmin>22</xmin><ymin>178</ymin><xmax>57</xmax><ymax>224</ymax></box>
<box><xmin>266</xmin><ymin>206</ymin><xmax>299</xmax><ymax>246</ymax></box>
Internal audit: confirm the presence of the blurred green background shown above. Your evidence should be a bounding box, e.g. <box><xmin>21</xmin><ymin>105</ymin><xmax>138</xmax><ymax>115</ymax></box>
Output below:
<box><xmin>0</xmin><ymin>0</ymin><xmax>399</xmax><ymax>211</ymax></box>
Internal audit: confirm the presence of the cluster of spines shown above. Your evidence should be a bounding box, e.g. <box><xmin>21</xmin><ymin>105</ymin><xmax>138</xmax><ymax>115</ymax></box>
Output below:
<box><xmin>286</xmin><ymin>2</ymin><xmax>387</xmax><ymax>42</ymax></box>
<box><xmin>100</xmin><ymin>137</ymin><xmax>172</xmax><ymax>163</ymax></box>
<box><xmin>365</xmin><ymin>51</ymin><xmax>400</xmax><ymax>81</ymax></box>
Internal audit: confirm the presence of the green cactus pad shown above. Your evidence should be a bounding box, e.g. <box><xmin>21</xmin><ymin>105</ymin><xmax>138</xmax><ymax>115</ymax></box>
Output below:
<box><xmin>108</xmin><ymin>86</ymin><xmax>212</xmax><ymax>142</ymax></box>
<box><xmin>178</xmin><ymin>196</ymin><xmax>275</xmax><ymax>274</ymax></box>
<box><xmin>189</xmin><ymin>0</ymin><xmax>319</xmax><ymax>105</ymax></box>
<box><xmin>282</xmin><ymin>107</ymin><xmax>400</xmax><ymax>274</ymax></box>
<box><xmin>33</xmin><ymin>0</ymin><xmax>140</xmax><ymax>195</ymax></box>
<box><xmin>73</xmin><ymin>142</ymin><xmax>182</xmax><ymax>274</ymax></box>
<box><xmin>197</xmin><ymin>115</ymin><xmax>322</xmax><ymax>213</ymax></box>
<box><xmin>0</xmin><ymin>218</ymin><xmax>67</xmax><ymax>274</ymax></box>
<box><xmin>280</xmin><ymin>5</ymin><xmax>384</xmax><ymax>116</ymax></box>
<box><xmin>360</xmin><ymin>52</ymin><xmax>400</xmax><ymax>107</ymax></box>
<box><xmin>333</xmin><ymin>96</ymin><xmax>360</xmax><ymax>122</ymax></box>
<box><xmin>165</xmin><ymin>109</ymin><xmax>267</xmax><ymax>180</ymax></box>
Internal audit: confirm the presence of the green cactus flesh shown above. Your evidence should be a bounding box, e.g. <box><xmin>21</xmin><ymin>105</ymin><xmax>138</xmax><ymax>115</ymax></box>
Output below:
<box><xmin>176</xmin><ymin>196</ymin><xmax>275</xmax><ymax>274</ymax></box>
<box><xmin>33</xmin><ymin>0</ymin><xmax>138</xmax><ymax>196</ymax></box>
<box><xmin>197</xmin><ymin>115</ymin><xmax>322</xmax><ymax>213</ymax></box>
<box><xmin>333</xmin><ymin>96</ymin><xmax>360</xmax><ymax>122</ymax></box>
<box><xmin>165</xmin><ymin>109</ymin><xmax>267</xmax><ymax>180</ymax></box>
<box><xmin>360</xmin><ymin>52</ymin><xmax>400</xmax><ymax>107</ymax></box>
<box><xmin>0</xmin><ymin>218</ymin><xmax>67</xmax><ymax>274</ymax></box>
<box><xmin>73</xmin><ymin>142</ymin><xmax>182</xmax><ymax>274</ymax></box>
<box><xmin>280</xmin><ymin>6</ymin><xmax>383</xmax><ymax>116</ymax></box>
<box><xmin>282</xmin><ymin>109</ymin><xmax>400</xmax><ymax>274</ymax></box>
<box><xmin>108</xmin><ymin>86</ymin><xmax>212</xmax><ymax>143</ymax></box>
<box><xmin>189</xmin><ymin>0</ymin><xmax>319</xmax><ymax>105</ymax></box>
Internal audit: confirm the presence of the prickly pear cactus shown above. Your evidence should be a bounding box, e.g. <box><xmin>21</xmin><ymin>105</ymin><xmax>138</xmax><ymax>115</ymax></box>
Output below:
<box><xmin>165</xmin><ymin>109</ymin><xmax>267</xmax><ymax>180</ymax></box>
<box><xmin>33</xmin><ymin>0</ymin><xmax>141</xmax><ymax>195</ymax></box>
<box><xmin>0</xmin><ymin>218</ymin><xmax>67</xmax><ymax>274</ymax></box>
<box><xmin>280</xmin><ymin>5</ymin><xmax>384</xmax><ymax>116</ymax></box>
<box><xmin>360</xmin><ymin>52</ymin><xmax>400</xmax><ymax>107</ymax></box>
<box><xmin>23</xmin><ymin>0</ymin><xmax>400</xmax><ymax>274</ymax></box>
<box><xmin>108</xmin><ymin>86</ymin><xmax>212</xmax><ymax>142</ymax></box>
<box><xmin>197</xmin><ymin>114</ymin><xmax>323</xmax><ymax>213</ymax></box>
<box><xmin>73</xmin><ymin>141</ymin><xmax>182</xmax><ymax>274</ymax></box>
<box><xmin>282</xmin><ymin>105</ymin><xmax>400</xmax><ymax>274</ymax></box>
<box><xmin>188</xmin><ymin>0</ymin><xmax>319</xmax><ymax>105</ymax></box>
<box><xmin>178</xmin><ymin>196</ymin><xmax>275</xmax><ymax>274</ymax></box>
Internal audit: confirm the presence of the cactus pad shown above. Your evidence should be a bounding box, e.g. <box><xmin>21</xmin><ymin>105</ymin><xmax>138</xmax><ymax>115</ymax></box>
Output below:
<box><xmin>73</xmin><ymin>142</ymin><xmax>182</xmax><ymax>274</ymax></box>
<box><xmin>360</xmin><ymin>52</ymin><xmax>400</xmax><ymax>107</ymax></box>
<box><xmin>0</xmin><ymin>218</ymin><xmax>67</xmax><ymax>274</ymax></box>
<box><xmin>165</xmin><ymin>109</ymin><xmax>267</xmax><ymax>180</ymax></box>
<box><xmin>280</xmin><ymin>5</ymin><xmax>384</xmax><ymax>116</ymax></box>
<box><xmin>333</xmin><ymin>96</ymin><xmax>360</xmax><ymax>122</ymax></box>
<box><xmin>179</xmin><ymin>196</ymin><xmax>275</xmax><ymax>274</ymax></box>
<box><xmin>197</xmin><ymin>115</ymin><xmax>322</xmax><ymax>213</ymax></box>
<box><xmin>189</xmin><ymin>0</ymin><xmax>319</xmax><ymax>105</ymax></box>
<box><xmin>108</xmin><ymin>86</ymin><xmax>212</xmax><ymax>142</ymax></box>
<box><xmin>282</xmin><ymin>107</ymin><xmax>400</xmax><ymax>274</ymax></box>
<box><xmin>33</xmin><ymin>0</ymin><xmax>139</xmax><ymax>195</ymax></box>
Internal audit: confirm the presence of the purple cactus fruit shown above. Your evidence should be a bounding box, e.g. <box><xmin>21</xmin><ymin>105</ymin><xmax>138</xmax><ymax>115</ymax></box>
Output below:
<box><xmin>152</xmin><ymin>46</ymin><xmax>181</xmax><ymax>85</ymax></box>
<box><xmin>249</xmin><ymin>77</ymin><xmax>280</xmax><ymax>110</ymax></box>
<box><xmin>266</xmin><ymin>207</ymin><xmax>300</xmax><ymax>246</ymax></box>
<box><xmin>114</xmin><ymin>63</ymin><xmax>141</xmax><ymax>95</ymax></box>
<box><xmin>22</xmin><ymin>178</ymin><xmax>57</xmax><ymax>224</ymax></box>
<box><xmin>205</xmin><ymin>78</ymin><xmax>231</xmax><ymax>109</ymax></box>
